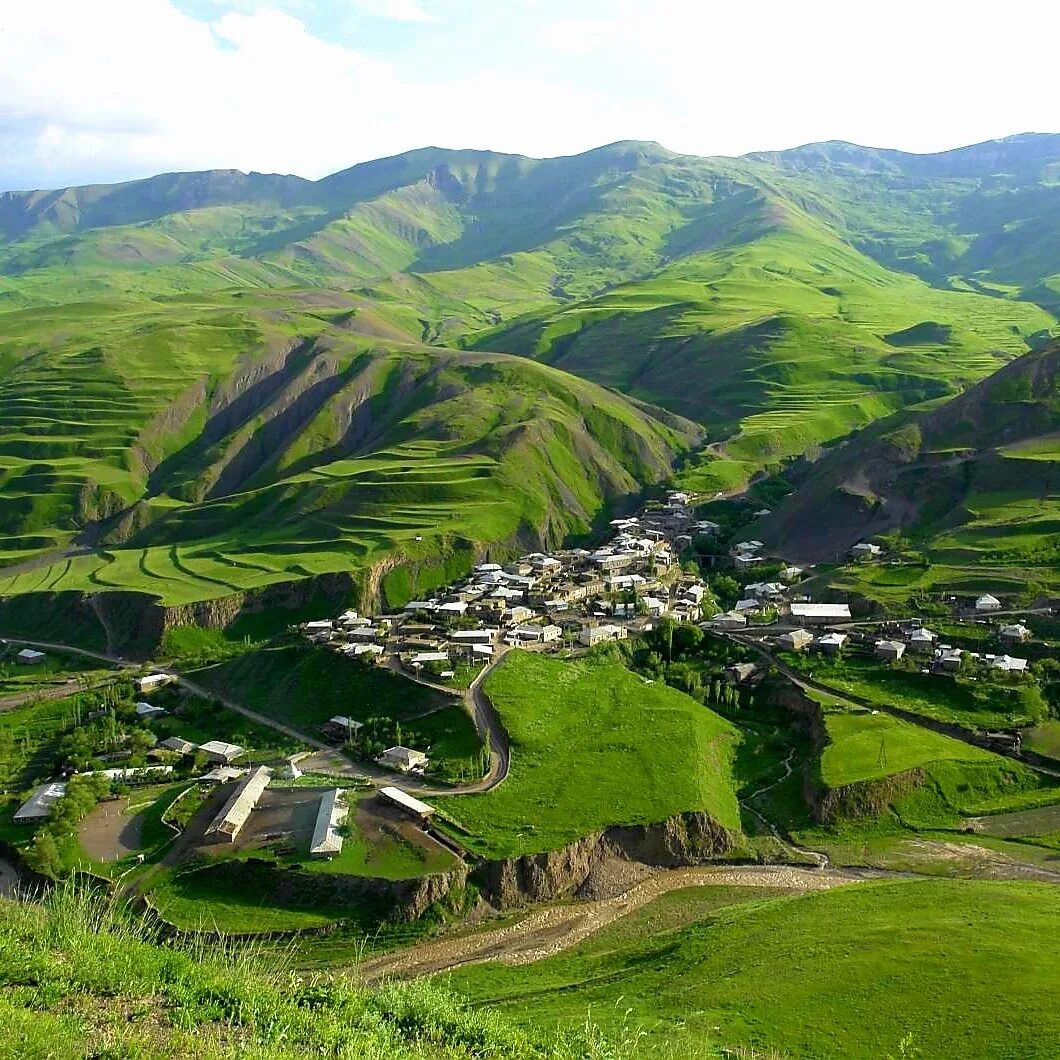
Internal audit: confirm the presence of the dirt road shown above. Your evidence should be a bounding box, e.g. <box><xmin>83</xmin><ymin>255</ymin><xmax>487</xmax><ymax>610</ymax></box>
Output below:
<box><xmin>356</xmin><ymin>863</ymin><xmax>869</xmax><ymax>982</ymax></box>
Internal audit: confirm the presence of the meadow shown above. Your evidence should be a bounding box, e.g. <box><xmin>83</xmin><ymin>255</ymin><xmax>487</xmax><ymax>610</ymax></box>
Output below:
<box><xmin>448</xmin><ymin>878</ymin><xmax>1060</xmax><ymax>1058</ymax></box>
<box><xmin>436</xmin><ymin>652</ymin><xmax>741</xmax><ymax>858</ymax></box>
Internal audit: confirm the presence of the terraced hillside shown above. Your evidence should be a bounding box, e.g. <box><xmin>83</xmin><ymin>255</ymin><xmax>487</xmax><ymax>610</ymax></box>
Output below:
<box><xmin>0</xmin><ymin>297</ymin><xmax>697</xmax><ymax>606</ymax></box>
<box><xmin>4</xmin><ymin>135</ymin><xmax>1060</xmax><ymax>608</ymax></box>
<box><xmin>760</xmin><ymin>340</ymin><xmax>1060</xmax><ymax>600</ymax></box>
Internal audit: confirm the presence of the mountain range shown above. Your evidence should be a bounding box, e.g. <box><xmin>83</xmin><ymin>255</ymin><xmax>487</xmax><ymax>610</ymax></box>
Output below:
<box><xmin>1</xmin><ymin>132</ymin><xmax>1059</xmax><ymax>612</ymax></box>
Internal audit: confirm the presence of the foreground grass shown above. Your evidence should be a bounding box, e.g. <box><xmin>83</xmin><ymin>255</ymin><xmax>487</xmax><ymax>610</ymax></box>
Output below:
<box><xmin>436</xmin><ymin>652</ymin><xmax>741</xmax><ymax>858</ymax></box>
<box><xmin>0</xmin><ymin>884</ymin><xmax>624</xmax><ymax>1058</ymax></box>
<box><xmin>448</xmin><ymin>878</ymin><xmax>1060</xmax><ymax>1058</ymax></box>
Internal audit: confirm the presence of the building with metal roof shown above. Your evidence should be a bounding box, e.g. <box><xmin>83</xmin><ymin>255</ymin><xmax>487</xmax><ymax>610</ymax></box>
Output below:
<box><xmin>309</xmin><ymin>788</ymin><xmax>347</xmax><ymax>858</ymax></box>
<box><xmin>204</xmin><ymin>766</ymin><xmax>271</xmax><ymax>843</ymax></box>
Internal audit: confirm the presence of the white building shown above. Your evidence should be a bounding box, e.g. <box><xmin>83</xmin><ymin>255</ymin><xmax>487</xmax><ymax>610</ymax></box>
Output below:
<box><xmin>135</xmin><ymin>674</ymin><xmax>173</xmax><ymax>695</ymax></box>
<box><xmin>205</xmin><ymin>766</ymin><xmax>271</xmax><ymax>843</ymax></box>
<box><xmin>134</xmin><ymin>701</ymin><xmax>167</xmax><ymax>719</ymax></box>
<box><xmin>309</xmin><ymin>789</ymin><xmax>348</xmax><ymax>858</ymax></box>
<box><xmin>778</xmin><ymin>629</ymin><xmax>814</xmax><ymax>652</ymax></box>
<box><xmin>1000</xmin><ymin>623</ymin><xmax>1031</xmax><ymax>643</ymax></box>
<box><xmin>711</xmin><ymin>611</ymin><xmax>748</xmax><ymax>630</ymax></box>
<box><xmin>975</xmin><ymin>594</ymin><xmax>1002</xmax><ymax>613</ymax></box>
<box><xmin>790</xmin><ymin>602</ymin><xmax>852</xmax><ymax>625</ymax></box>
<box><xmin>909</xmin><ymin>628</ymin><xmax>938</xmax><ymax>652</ymax></box>
<box><xmin>15</xmin><ymin>648</ymin><xmax>45</xmax><ymax>665</ymax></box>
<box><xmin>377</xmin><ymin>746</ymin><xmax>429</xmax><ymax>773</ymax></box>
<box><xmin>850</xmin><ymin>542</ymin><xmax>883</xmax><ymax>560</ymax></box>
<box><xmin>816</xmin><ymin>632</ymin><xmax>848</xmax><ymax>654</ymax></box>
<box><xmin>579</xmin><ymin>624</ymin><xmax>628</xmax><ymax>647</ymax></box>
<box><xmin>990</xmin><ymin>654</ymin><xmax>1029</xmax><ymax>673</ymax></box>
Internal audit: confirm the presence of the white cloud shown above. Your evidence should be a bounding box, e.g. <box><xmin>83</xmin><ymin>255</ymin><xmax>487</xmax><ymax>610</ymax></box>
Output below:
<box><xmin>357</xmin><ymin>0</ymin><xmax>435</xmax><ymax>23</ymax></box>
<box><xmin>1</xmin><ymin>0</ymin><xmax>1057</xmax><ymax>191</ymax></box>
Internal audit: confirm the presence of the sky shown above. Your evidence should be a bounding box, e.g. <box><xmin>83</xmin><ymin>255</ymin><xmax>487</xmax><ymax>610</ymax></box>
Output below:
<box><xmin>1</xmin><ymin>0</ymin><xmax>1057</xmax><ymax>191</ymax></box>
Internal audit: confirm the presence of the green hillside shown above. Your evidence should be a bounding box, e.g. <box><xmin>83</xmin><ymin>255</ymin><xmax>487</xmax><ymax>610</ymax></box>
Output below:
<box><xmin>436</xmin><ymin>651</ymin><xmax>741</xmax><ymax>858</ymax></box>
<box><xmin>4</xmin><ymin>136</ymin><xmax>1060</xmax><ymax>608</ymax></box>
<box><xmin>762</xmin><ymin>340</ymin><xmax>1060</xmax><ymax>600</ymax></box>
<box><xmin>0</xmin><ymin>299</ymin><xmax>697</xmax><ymax>605</ymax></box>
<box><xmin>0</xmin><ymin>884</ymin><xmax>601</xmax><ymax>1058</ymax></box>
<box><xmin>449</xmin><ymin>878</ymin><xmax>1060</xmax><ymax>1058</ymax></box>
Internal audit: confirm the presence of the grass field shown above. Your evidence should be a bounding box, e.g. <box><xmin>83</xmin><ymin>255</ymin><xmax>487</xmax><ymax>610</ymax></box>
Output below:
<box><xmin>436</xmin><ymin>652</ymin><xmax>741</xmax><ymax>858</ymax></box>
<box><xmin>448</xmin><ymin>878</ymin><xmax>1060</xmax><ymax>1058</ymax></box>
<box><xmin>787</xmin><ymin>652</ymin><xmax>1046</xmax><ymax>731</ymax></box>
<box><xmin>819</xmin><ymin>705</ymin><xmax>997</xmax><ymax>787</ymax></box>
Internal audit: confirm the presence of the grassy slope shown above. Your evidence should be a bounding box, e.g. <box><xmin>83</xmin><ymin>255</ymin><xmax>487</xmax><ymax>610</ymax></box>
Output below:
<box><xmin>764</xmin><ymin>342</ymin><xmax>1060</xmax><ymax>596</ymax></box>
<box><xmin>0</xmin><ymin>311</ymin><xmax>698</xmax><ymax>605</ymax></box>
<box><xmin>3</xmin><ymin>139</ymin><xmax>1060</xmax><ymax>607</ymax></box>
<box><xmin>436</xmin><ymin>652</ymin><xmax>740</xmax><ymax>858</ymax></box>
<box><xmin>0</xmin><ymin>884</ymin><xmax>596</xmax><ymax>1059</ymax></box>
<box><xmin>448</xmin><ymin>878</ymin><xmax>1060</xmax><ymax>1059</ymax></box>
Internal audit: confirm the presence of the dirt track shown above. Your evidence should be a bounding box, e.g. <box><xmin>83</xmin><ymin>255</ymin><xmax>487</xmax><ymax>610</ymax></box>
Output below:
<box><xmin>356</xmin><ymin>863</ymin><xmax>868</xmax><ymax>982</ymax></box>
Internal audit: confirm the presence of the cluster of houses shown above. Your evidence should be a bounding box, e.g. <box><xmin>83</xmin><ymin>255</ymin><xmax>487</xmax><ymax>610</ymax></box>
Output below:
<box><xmin>772</xmin><ymin>616</ymin><xmax>1034</xmax><ymax>677</ymax></box>
<box><xmin>298</xmin><ymin>490</ymin><xmax>713</xmax><ymax>680</ymax></box>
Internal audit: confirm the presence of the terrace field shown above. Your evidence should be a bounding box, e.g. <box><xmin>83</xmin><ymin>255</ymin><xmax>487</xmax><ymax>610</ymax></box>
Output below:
<box><xmin>436</xmin><ymin>651</ymin><xmax>741</xmax><ymax>858</ymax></box>
<box><xmin>449</xmin><ymin>878</ymin><xmax>1060</xmax><ymax>1058</ymax></box>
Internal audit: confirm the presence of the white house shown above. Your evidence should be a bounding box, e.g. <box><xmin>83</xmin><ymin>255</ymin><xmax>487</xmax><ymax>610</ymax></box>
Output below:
<box><xmin>778</xmin><ymin>629</ymin><xmax>814</xmax><ymax>652</ymax></box>
<box><xmin>975</xmin><ymin>594</ymin><xmax>1002</xmax><ymax>613</ymax></box>
<box><xmin>999</xmin><ymin>623</ymin><xmax>1031</xmax><ymax>644</ymax></box>
<box><xmin>579</xmin><ymin>624</ymin><xmax>628</xmax><ymax>647</ymax></box>
<box><xmin>909</xmin><ymin>628</ymin><xmax>938</xmax><ymax>652</ymax></box>
<box><xmin>990</xmin><ymin>654</ymin><xmax>1028</xmax><ymax>673</ymax></box>
<box><xmin>377</xmin><ymin>746</ymin><xmax>429</xmax><ymax>773</ymax></box>
<box><xmin>816</xmin><ymin>632</ymin><xmax>848</xmax><ymax>654</ymax></box>
<box><xmin>711</xmin><ymin>611</ymin><xmax>748</xmax><ymax>630</ymax></box>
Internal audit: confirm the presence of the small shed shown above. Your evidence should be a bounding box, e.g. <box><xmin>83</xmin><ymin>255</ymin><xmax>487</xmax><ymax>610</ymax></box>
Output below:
<box><xmin>159</xmin><ymin>736</ymin><xmax>197</xmax><ymax>755</ymax></box>
<box><xmin>135</xmin><ymin>701</ymin><xmax>168</xmax><ymax>719</ymax></box>
<box><xmin>15</xmin><ymin>648</ymin><xmax>45</xmax><ymax>665</ymax></box>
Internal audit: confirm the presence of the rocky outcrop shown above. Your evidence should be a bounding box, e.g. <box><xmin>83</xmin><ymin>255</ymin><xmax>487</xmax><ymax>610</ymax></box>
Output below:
<box><xmin>814</xmin><ymin>768</ymin><xmax>926</xmax><ymax>824</ymax></box>
<box><xmin>476</xmin><ymin>811</ymin><xmax>737</xmax><ymax>909</ymax></box>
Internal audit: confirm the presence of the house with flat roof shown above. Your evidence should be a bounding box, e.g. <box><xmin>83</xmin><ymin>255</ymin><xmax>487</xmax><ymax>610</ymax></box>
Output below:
<box><xmin>790</xmin><ymin>602</ymin><xmax>852</xmax><ymax>625</ymax></box>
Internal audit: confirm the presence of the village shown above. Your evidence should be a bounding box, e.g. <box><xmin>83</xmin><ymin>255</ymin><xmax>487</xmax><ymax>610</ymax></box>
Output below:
<box><xmin>2</xmin><ymin>483</ymin><xmax>1056</xmax><ymax>929</ymax></box>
